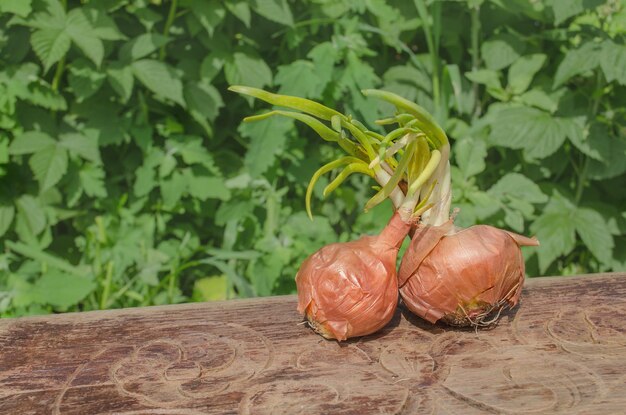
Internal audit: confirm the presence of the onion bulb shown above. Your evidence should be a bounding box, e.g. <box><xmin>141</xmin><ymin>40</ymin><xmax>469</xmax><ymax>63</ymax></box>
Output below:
<box><xmin>296</xmin><ymin>212</ymin><xmax>412</xmax><ymax>341</ymax></box>
<box><xmin>230</xmin><ymin>85</ymin><xmax>541</xmax><ymax>333</ymax></box>
<box><xmin>398</xmin><ymin>220</ymin><xmax>539</xmax><ymax>327</ymax></box>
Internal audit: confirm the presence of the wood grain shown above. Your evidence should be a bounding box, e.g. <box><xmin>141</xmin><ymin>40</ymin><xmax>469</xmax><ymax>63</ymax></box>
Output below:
<box><xmin>1</xmin><ymin>273</ymin><xmax>625</xmax><ymax>414</ymax></box>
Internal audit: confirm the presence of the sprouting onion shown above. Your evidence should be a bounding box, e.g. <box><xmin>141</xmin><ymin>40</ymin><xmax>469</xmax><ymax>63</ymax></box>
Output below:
<box><xmin>229</xmin><ymin>85</ymin><xmax>538</xmax><ymax>337</ymax></box>
<box><xmin>230</xmin><ymin>86</ymin><xmax>450</xmax><ymax>340</ymax></box>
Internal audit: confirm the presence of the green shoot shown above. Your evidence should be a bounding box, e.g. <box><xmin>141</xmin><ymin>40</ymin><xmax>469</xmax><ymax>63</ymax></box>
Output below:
<box><xmin>306</xmin><ymin>157</ymin><xmax>367</xmax><ymax>219</ymax></box>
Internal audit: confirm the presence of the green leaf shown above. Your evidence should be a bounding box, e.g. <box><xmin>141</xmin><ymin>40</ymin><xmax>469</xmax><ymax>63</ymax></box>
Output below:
<box><xmin>29</xmin><ymin>143</ymin><xmax>68</xmax><ymax>191</ymax></box>
<box><xmin>200</xmin><ymin>50</ymin><xmax>227</xmax><ymax>82</ymax></box>
<box><xmin>107</xmin><ymin>62</ymin><xmax>135</xmax><ymax>102</ymax></box>
<box><xmin>59</xmin><ymin>132</ymin><xmax>101</xmax><ymax>163</ymax></box>
<box><xmin>183</xmin><ymin>81</ymin><xmax>224</xmax><ymax>134</ymax></box>
<box><xmin>566</xmin><ymin>122</ymin><xmax>606</xmax><ymax>162</ymax></box>
<box><xmin>28</xmin><ymin>0</ymin><xmax>66</xmax><ymax>30</ymax></box>
<box><xmin>554</xmin><ymin>41</ymin><xmax>602</xmax><ymax>88</ymax></box>
<box><xmin>530</xmin><ymin>193</ymin><xmax>577</xmax><ymax>273</ymax></box>
<box><xmin>161</xmin><ymin>171</ymin><xmax>186</xmax><ymax>208</ymax></box>
<box><xmin>465</xmin><ymin>69</ymin><xmax>507</xmax><ymax>100</ymax></box>
<box><xmin>30</xmin><ymin>28</ymin><xmax>71</xmax><ymax>73</ymax></box>
<box><xmin>186</xmin><ymin>172</ymin><xmax>231</xmax><ymax>201</ymax></box>
<box><xmin>465</xmin><ymin>69</ymin><xmax>501</xmax><ymax>89</ymax></box>
<box><xmin>224</xmin><ymin>52</ymin><xmax>273</xmax><ymax>91</ymax></box>
<box><xmin>186</xmin><ymin>0</ymin><xmax>226</xmax><ymax>36</ymax></box>
<box><xmin>67</xmin><ymin>58</ymin><xmax>106</xmax><ymax>101</ymax></box>
<box><xmin>192</xmin><ymin>275</ymin><xmax>228</xmax><ymax>301</ymax></box>
<box><xmin>215</xmin><ymin>200</ymin><xmax>254</xmax><ymax>225</ymax></box>
<box><xmin>517</xmin><ymin>89</ymin><xmax>558</xmax><ymax>113</ymax></box>
<box><xmin>504</xmin><ymin>207</ymin><xmax>525</xmax><ymax>233</ymax></box>
<box><xmin>230</xmin><ymin>85</ymin><xmax>342</xmax><ymax>120</ymax></box>
<box><xmin>445</xmin><ymin>64</ymin><xmax>467</xmax><ymax>114</ymax></box>
<box><xmin>65</xmin><ymin>168</ymin><xmax>83</xmax><ymax>207</ymax></box>
<box><xmin>384</xmin><ymin>65</ymin><xmax>432</xmax><ymax>94</ymax></box>
<box><xmin>307</xmin><ymin>42</ymin><xmax>338</xmax><ymax>91</ymax></box>
<box><xmin>201</xmin><ymin>258</ymin><xmax>254</xmax><ymax>297</ymax></box>
<box><xmin>275</xmin><ymin>60</ymin><xmax>322</xmax><ymax>98</ymax></box>
<box><xmin>119</xmin><ymin>33</ymin><xmax>169</xmax><ymax>61</ymax></box>
<box><xmin>18</xmin><ymin>81</ymin><xmax>67</xmax><ymax>111</ymax></box>
<box><xmin>15</xmin><ymin>195</ymin><xmax>46</xmax><ymax>236</ymax></box>
<box><xmin>586</xmin><ymin>132</ymin><xmax>626</xmax><ymax>180</ymax></box>
<box><xmin>488</xmin><ymin>106</ymin><xmax>575</xmax><ymax>160</ymax></box>
<box><xmin>159</xmin><ymin>153</ymin><xmax>177</xmax><ymax>178</ymax></box>
<box><xmin>250</xmin><ymin>241</ymin><xmax>287</xmax><ymax>296</ymax></box>
<box><xmin>66</xmin><ymin>8</ymin><xmax>104</xmax><ymax>67</ymax></box>
<box><xmin>366</xmin><ymin>0</ymin><xmax>401</xmax><ymax>21</ymax></box>
<box><xmin>455</xmin><ymin>137</ymin><xmax>487</xmax><ymax>179</ymax></box>
<box><xmin>488</xmin><ymin>173</ymin><xmax>548</xmax><ymax>204</ymax></box>
<box><xmin>83</xmin><ymin>7</ymin><xmax>125</xmax><ymax>40</ymax></box>
<box><xmin>600</xmin><ymin>40</ymin><xmax>626</xmax><ymax>86</ymax></box>
<box><xmin>4</xmin><ymin>274</ymin><xmax>38</xmax><ymax>309</ymax></box>
<box><xmin>166</xmin><ymin>136</ymin><xmax>218</xmax><ymax>172</ymax></box>
<box><xmin>225</xmin><ymin>0</ymin><xmax>251</xmax><ymax>27</ymax></box>
<box><xmin>565</xmin><ymin>119</ymin><xmax>626</xmax><ymax>175</ymax></box>
<box><xmin>508</xmin><ymin>54</ymin><xmax>546</xmax><ymax>94</ymax></box>
<box><xmin>338</xmin><ymin>52</ymin><xmax>381</xmax><ymax>123</ymax></box>
<box><xmin>574</xmin><ymin>207</ymin><xmax>614</xmax><ymax>266</ymax></box>
<box><xmin>134</xmin><ymin>163</ymin><xmax>156</xmax><ymax>197</ymax></box>
<box><xmin>34</xmin><ymin>270</ymin><xmax>95</xmax><ymax>308</ymax></box>
<box><xmin>0</xmin><ymin>204</ymin><xmax>15</xmax><ymax>237</ymax></box>
<box><xmin>247</xmin><ymin>110</ymin><xmax>341</xmax><ymax>143</ymax></box>
<box><xmin>80</xmin><ymin>164</ymin><xmax>107</xmax><ymax>198</ymax></box>
<box><xmin>251</xmin><ymin>0</ymin><xmax>294</xmax><ymax>26</ymax></box>
<box><xmin>6</xmin><ymin>240</ymin><xmax>89</xmax><ymax>277</ymax></box>
<box><xmin>0</xmin><ymin>0</ymin><xmax>32</xmax><ymax>17</ymax></box>
<box><xmin>240</xmin><ymin>114</ymin><xmax>293</xmax><ymax>178</ymax></box>
<box><xmin>131</xmin><ymin>59</ymin><xmax>185</xmax><ymax>106</ymax></box>
<box><xmin>465</xmin><ymin>189</ymin><xmax>501</xmax><ymax>220</ymax></box>
<box><xmin>0</xmin><ymin>136</ymin><xmax>7</xmax><ymax>165</ymax></box>
<box><xmin>548</xmin><ymin>0</ymin><xmax>605</xmax><ymax>25</ymax></box>
<box><xmin>481</xmin><ymin>33</ymin><xmax>526</xmax><ymax>71</ymax></box>
<box><xmin>9</xmin><ymin>131</ymin><xmax>56</xmax><ymax>155</ymax></box>
<box><xmin>206</xmin><ymin>249</ymin><xmax>262</xmax><ymax>263</ymax></box>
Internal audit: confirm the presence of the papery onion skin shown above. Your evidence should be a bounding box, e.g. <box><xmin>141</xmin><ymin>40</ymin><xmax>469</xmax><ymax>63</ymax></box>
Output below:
<box><xmin>398</xmin><ymin>222</ymin><xmax>539</xmax><ymax>327</ymax></box>
<box><xmin>296</xmin><ymin>212</ymin><xmax>411</xmax><ymax>341</ymax></box>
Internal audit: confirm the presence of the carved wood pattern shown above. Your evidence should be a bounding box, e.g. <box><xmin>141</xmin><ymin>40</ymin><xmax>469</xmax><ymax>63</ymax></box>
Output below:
<box><xmin>1</xmin><ymin>273</ymin><xmax>625</xmax><ymax>414</ymax></box>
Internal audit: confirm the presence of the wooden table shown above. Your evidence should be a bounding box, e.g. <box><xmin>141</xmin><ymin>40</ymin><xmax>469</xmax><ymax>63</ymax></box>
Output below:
<box><xmin>1</xmin><ymin>273</ymin><xmax>625</xmax><ymax>414</ymax></box>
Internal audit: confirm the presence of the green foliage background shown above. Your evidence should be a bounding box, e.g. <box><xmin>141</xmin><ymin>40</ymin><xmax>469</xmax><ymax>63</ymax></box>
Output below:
<box><xmin>0</xmin><ymin>0</ymin><xmax>625</xmax><ymax>317</ymax></box>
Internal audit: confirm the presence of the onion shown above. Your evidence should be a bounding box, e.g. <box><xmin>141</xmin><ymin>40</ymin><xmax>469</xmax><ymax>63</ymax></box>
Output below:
<box><xmin>230</xmin><ymin>86</ymin><xmax>540</xmax><ymax>334</ymax></box>
<box><xmin>296</xmin><ymin>212</ymin><xmax>412</xmax><ymax>341</ymax></box>
<box><xmin>398</xmin><ymin>220</ymin><xmax>539</xmax><ymax>327</ymax></box>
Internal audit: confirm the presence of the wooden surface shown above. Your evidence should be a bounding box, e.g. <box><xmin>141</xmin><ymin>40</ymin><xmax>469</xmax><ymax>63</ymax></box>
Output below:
<box><xmin>1</xmin><ymin>273</ymin><xmax>625</xmax><ymax>414</ymax></box>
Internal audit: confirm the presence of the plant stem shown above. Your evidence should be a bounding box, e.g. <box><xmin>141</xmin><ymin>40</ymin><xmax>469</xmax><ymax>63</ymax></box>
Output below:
<box><xmin>470</xmin><ymin>5</ymin><xmax>481</xmax><ymax>116</ymax></box>
<box><xmin>100</xmin><ymin>261</ymin><xmax>114</xmax><ymax>310</ymax></box>
<box><xmin>374</xmin><ymin>169</ymin><xmax>404</xmax><ymax>208</ymax></box>
<box><xmin>419</xmin><ymin>143</ymin><xmax>451</xmax><ymax>226</ymax></box>
<box><xmin>167</xmin><ymin>266</ymin><xmax>177</xmax><ymax>303</ymax></box>
<box><xmin>413</xmin><ymin>0</ymin><xmax>440</xmax><ymax>114</ymax></box>
<box><xmin>574</xmin><ymin>157</ymin><xmax>588</xmax><ymax>205</ymax></box>
<box><xmin>51</xmin><ymin>55</ymin><xmax>65</xmax><ymax>92</ymax></box>
<box><xmin>271</xmin><ymin>17</ymin><xmax>335</xmax><ymax>38</ymax></box>
<box><xmin>576</xmin><ymin>71</ymin><xmax>605</xmax><ymax>205</ymax></box>
<box><xmin>159</xmin><ymin>0</ymin><xmax>178</xmax><ymax>60</ymax></box>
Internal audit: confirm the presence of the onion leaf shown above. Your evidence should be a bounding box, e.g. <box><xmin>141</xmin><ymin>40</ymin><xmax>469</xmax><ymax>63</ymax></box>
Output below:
<box><xmin>305</xmin><ymin>157</ymin><xmax>364</xmax><ymax>219</ymax></box>
<box><xmin>229</xmin><ymin>85</ymin><xmax>343</xmax><ymax>120</ymax></box>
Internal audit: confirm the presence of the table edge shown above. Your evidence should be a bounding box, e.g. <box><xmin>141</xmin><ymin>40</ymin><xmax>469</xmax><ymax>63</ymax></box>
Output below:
<box><xmin>1</xmin><ymin>271</ymin><xmax>623</xmax><ymax>326</ymax></box>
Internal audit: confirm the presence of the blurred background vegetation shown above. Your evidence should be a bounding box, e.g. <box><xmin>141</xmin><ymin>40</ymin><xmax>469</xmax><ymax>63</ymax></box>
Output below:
<box><xmin>0</xmin><ymin>0</ymin><xmax>625</xmax><ymax>317</ymax></box>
